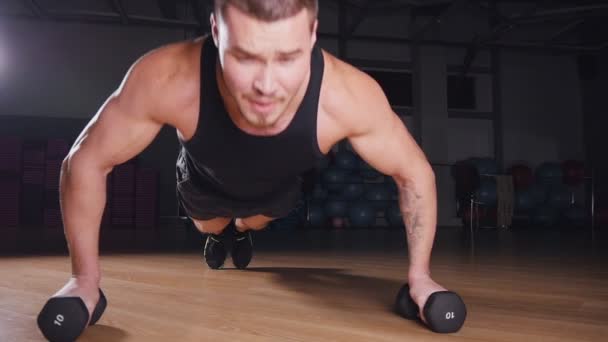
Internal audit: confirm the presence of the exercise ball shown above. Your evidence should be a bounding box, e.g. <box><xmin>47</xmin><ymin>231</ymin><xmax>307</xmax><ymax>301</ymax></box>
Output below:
<box><xmin>468</xmin><ymin>157</ymin><xmax>499</xmax><ymax>175</ymax></box>
<box><xmin>272</xmin><ymin>209</ymin><xmax>300</xmax><ymax>230</ymax></box>
<box><xmin>322</xmin><ymin>167</ymin><xmax>347</xmax><ymax>193</ymax></box>
<box><xmin>509</xmin><ymin>164</ymin><xmax>534</xmax><ymax>190</ymax></box>
<box><xmin>348</xmin><ymin>201</ymin><xmax>376</xmax><ymax>228</ymax></box>
<box><xmin>307</xmin><ymin>202</ymin><xmax>326</xmax><ymax>227</ymax></box>
<box><xmin>514</xmin><ymin>190</ymin><xmax>535</xmax><ymax>212</ymax></box>
<box><xmin>358</xmin><ymin>158</ymin><xmax>382</xmax><ymax>179</ymax></box>
<box><xmin>334</xmin><ymin>150</ymin><xmax>358</xmax><ymax>171</ymax></box>
<box><xmin>331</xmin><ymin>217</ymin><xmax>346</xmax><ymax>229</ymax></box>
<box><xmin>563</xmin><ymin>206</ymin><xmax>586</xmax><ymax>227</ymax></box>
<box><xmin>385</xmin><ymin>202</ymin><xmax>403</xmax><ymax>227</ymax></box>
<box><xmin>562</xmin><ymin>160</ymin><xmax>585</xmax><ymax>186</ymax></box>
<box><xmin>531</xmin><ymin>205</ymin><xmax>559</xmax><ymax>227</ymax></box>
<box><xmin>385</xmin><ymin>178</ymin><xmax>399</xmax><ymax>198</ymax></box>
<box><xmin>315</xmin><ymin>155</ymin><xmax>331</xmax><ymax>170</ymax></box>
<box><xmin>365</xmin><ymin>183</ymin><xmax>391</xmax><ymax>209</ymax></box>
<box><xmin>547</xmin><ymin>186</ymin><xmax>572</xmax><ymax>209</ymax></box>
<box><xmin>527</xmin><ymin>184</ymin><xmax>547</xmax><ymax>206</ymax></box>
<box><xmin>310</xmin><ymin>184</ymin><xmax>328</xmax><ymax>201</ymax></box>
<box><xmin>536</xmin><ymin>162</ymin><xmax>563</xmax><ymax>186</ymax></box>
<box><xmin>474</xmin><ymin>178</ymin><xmax>497</xmax><ymax>206</ymax></box>
<box><xmin>451</xmin><ymin>161</ymin><xmax>481</xmax><ymax>198</ymax></box>
<box><xmin>340</xmin><ymin>175</ymin><xmax>364</xmax><ymax>200</ymax></box>
<box><xmin>324</xmin><ymin>198</ymin><xmax>348</xmax><ymax>218</ymax></box>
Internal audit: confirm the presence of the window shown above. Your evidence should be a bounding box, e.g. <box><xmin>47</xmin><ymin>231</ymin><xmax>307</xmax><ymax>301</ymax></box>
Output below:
<box><xmin>447</xmin><ymin>75</ymin><xmax>476</xmax><ymax>110</ymax></box>
<box><xmin>364</xmin><ymin>69</ymin><xmax>413</xmax><ymax>107</ymax></box>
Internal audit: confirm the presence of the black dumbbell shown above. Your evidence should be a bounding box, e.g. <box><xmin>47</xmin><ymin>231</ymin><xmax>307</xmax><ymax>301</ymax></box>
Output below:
<box><xmin>37</xmin><ymin>288</ymin><xmax>107</xmax><ymax>342</ymax></box>
<box><xmin>395</xmin><ymin>283</ymin><xmax>466</xmax><ymax>333</ymax></box>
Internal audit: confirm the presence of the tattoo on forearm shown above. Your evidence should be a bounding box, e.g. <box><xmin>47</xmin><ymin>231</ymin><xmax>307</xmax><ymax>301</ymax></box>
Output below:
<box><xmin>399</xmin><ymin>183</ymin><xmax>424</xmax><ymax>242</ymax></box>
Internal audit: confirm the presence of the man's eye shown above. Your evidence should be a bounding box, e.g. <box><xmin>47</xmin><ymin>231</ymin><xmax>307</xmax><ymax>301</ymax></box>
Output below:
<box><xmin>278</xmin><ymin>56</ymin><xmax>295</xmax><ymax>63</ymax></box>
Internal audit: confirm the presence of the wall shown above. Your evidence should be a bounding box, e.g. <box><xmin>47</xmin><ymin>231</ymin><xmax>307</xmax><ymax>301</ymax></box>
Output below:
<box><xmin>0</xmin><ymin>2</ymin><xmax>587</xmax><ymax>225</ymax></box>
<box><xmin>0</xmin><ymin>20</ymin><xmax>184</xmax><ymax>117</ymax></box>
<box><xmin>501</xmin><ymin>51</ymin><xmax>584</xmax><ymax>167</ymax></box>
<box><xmin>0</xmin><ymin>18</ymin><xmax>186</xmax><ymax>216</ymax></box>
<box><xmin>580</xmin><ymin>50</ymin><xmax>608</xmax><ymax>205</ymax></box>
<box><xmin>318</xmin><ymin>4</ymin><xmax>585</xmax><ymax>224</ymax></box>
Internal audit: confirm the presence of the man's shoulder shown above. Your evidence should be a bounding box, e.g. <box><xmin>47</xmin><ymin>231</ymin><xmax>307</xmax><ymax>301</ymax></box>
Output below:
<box><xmin>128</xmin><ymin>39</ymin><xmax>203</xmax><ymax>124</ymax></box>
<box><xmin>135</xmin><ymin>38</ymin><xmax>202</xmax><ymax>86</ymax></box>
<box><xmin>320</xmin><ymin>51</ymin><xmax>387</xmax><ymax>124</ymax></box>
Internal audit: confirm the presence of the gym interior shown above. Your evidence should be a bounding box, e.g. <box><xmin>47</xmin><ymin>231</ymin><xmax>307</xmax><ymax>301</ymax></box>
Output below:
<box><xmin>1</xmin><ymin>1</ymin><xmax>607</xmax><ymax>341</ymax></box>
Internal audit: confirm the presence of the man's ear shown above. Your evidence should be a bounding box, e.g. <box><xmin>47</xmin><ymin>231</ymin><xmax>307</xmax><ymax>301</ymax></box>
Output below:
<box><xmin>310</xmin><ymin>19</ymin><xmax>318</xmax><ymax>48</ymax></box>
<box><xmin>210</xmin><ymin>12</ymin><xmax>219</xmax><ymax>47</ymax></box>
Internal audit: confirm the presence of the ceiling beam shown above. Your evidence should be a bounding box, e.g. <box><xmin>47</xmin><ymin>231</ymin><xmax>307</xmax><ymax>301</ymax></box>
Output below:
<box><xmin>4</xmin><ymin>10</ymin><xmax>199</xmax><ymax>30</ymax></box>
<box><xmin>25</xmin><ymin>0</ymin><xmax>47</xmax><ymax>19</ymax></box>
<box><xmin>410</xmin><ymin>1</ymin><xmax>462</xmax><ymax>41</ymax></box>
<box><xmin>411</xmin><ymin>2</ymin><xmax>452</xmax><ymax>18</ymax></box>
<box><xmin>319</xmin><ymin>32</ymin><xmax>596</xmax><ymax>52</ymax></box>
<box><xmin>548</xmin><ymin>19</ymin><xmax>584</xmax><ymax>42</ymax></box>
<box><xmin>346</xmin><ymin>0</ymin><xmax>373</xmax><ymax>36</ymax></box>
<box><xmin>509</xmin><ymin>4</ymin><xmax>608</xmax><ymax>24</ymax></box>
<box><xmin>338</xmin><ymin>0</ymin><xmax>348</xmax><ymax>58</ymax></box>
<box><xmin>460</xmin><ymin>1</ymin><xmax>537</xmax><ymax>76</ymax></box>
<box><xmin>2</xmin><ymin>3</ymin><xmax>605</xmax><ymax>54</ymax></box>
<box><xmin>108</xmin><ymin>0</ymin><xmax>128</xmax><ymax>25</ymax></box>
<box><xmin>189</xmin><ymin>0</ymin><xmax>208</xmax><ymax>34</ymax></box>
<box><xmin>157</xmin><ymin>0</ymin><xmax>178</xmax><ymax>20</ymax></box>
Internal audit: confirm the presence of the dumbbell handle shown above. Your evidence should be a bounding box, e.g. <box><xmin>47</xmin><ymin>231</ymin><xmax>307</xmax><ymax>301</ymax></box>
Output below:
<box><xmin>395</xmin><ymin>284</ymin><xmax>466</xmax><ymax>333</ymax></box>
<box><xmin>37</xmin><ymin>288</ymin><xmax>107</xmax><ymax>342</ymax></box>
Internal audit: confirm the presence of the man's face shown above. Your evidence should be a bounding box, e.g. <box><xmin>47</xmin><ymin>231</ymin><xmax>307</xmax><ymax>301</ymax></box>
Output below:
<box><xmin>212</xmin><ymin>5</ymin><xmax>317</xmax><ymax>129</ymax></box>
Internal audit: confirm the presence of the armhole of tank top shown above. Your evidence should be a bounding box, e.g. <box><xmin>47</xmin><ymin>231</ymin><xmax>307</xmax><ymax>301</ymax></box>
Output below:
<box><xmin>312</xmin><ymin>117</ymin><xmax>326</xmax><ymax>158</ymax></box>
<box><xmin>183</xmin><ymin>37</ymin><xmax>211</xmax><ymax>147</ymax></box>
<box><xmin>311</xmin><ymin>46</ymin><xmax>327</xmax><ymax>159</ymax></box>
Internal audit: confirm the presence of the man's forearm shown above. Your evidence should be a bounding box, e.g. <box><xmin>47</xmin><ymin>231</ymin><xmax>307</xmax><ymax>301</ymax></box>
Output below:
<box><xmin>397</xmin><ymin>169</ymin><xmax>437</xmax><ymax>278</ymax></box>
<box><xmin>60</xmin><ymin>158</ymin><xmax>109</xmax><ymax>282</ymax></box>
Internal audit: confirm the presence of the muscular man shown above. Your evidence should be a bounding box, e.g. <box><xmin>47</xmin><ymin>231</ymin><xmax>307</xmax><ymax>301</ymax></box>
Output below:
<box><xmin>54</xmin><ymin>0</ymin><xmax>444</xmax><ymax>329</ymax></box>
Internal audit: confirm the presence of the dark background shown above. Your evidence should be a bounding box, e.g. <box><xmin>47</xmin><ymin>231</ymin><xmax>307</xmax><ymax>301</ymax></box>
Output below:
<box><xmin>0</xmin><ymin>0</ymin><xmax>607</xmax><ymax>253</ymax></box>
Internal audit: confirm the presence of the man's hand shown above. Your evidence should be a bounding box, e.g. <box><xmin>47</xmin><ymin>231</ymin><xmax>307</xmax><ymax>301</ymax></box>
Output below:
<box><xmin>52</xmin><ymin>275</ymin><xmax>101</xmax><ymax>325</ymax></box>
<box><xmin>408</xmin><ymin>274</ymin><xmax>447</xmax><ymax>323</ymax></box>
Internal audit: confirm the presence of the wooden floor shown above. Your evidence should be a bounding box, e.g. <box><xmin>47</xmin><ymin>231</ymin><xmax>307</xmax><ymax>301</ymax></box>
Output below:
<box><xmin>1</xmin><ymin>227</ymin><xmax>607</xmax><ymax>341</ymax></box>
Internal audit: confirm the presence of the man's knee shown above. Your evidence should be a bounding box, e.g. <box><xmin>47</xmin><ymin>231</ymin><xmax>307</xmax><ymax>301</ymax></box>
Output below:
<box><xmin>236</xmin><ymin>215</ymin><xmax>275</xmax><ymax>231</ymax></box>
<box><xmin>191</xmin><ymin>217</ymin><xmax>232</xmax><ymax>235</ymax></box>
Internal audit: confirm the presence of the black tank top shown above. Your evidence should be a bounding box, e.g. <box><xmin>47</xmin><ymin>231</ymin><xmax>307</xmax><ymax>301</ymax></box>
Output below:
<box><xmin>176</xmin><ymin>37</ymin><xmax>326</xmax><ymax>201</ymax></box>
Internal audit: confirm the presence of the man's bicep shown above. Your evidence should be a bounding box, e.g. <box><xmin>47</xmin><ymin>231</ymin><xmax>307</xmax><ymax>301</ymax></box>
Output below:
<box><xmin>67</xmin><ymin>59</ymin><xmax>164</xmax><ymax>171</ymax></box>
<box><xmin>335</xmin><ymin>62</ymin><xmax>430</xmax><ymax>181</ymax></box>
<box><xmin>71</xmin><ymin>96</ymin><xmax>162</xmax><ymax>170</ymax></box>
<box><xmin>348</xmin><ymin>113</ymin><xmax>422</xmax><ymax>179</ymax></box>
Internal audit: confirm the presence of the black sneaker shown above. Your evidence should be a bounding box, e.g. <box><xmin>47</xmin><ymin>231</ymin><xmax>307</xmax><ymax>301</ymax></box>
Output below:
<box><xmin>203</xmin><ymin>232</ymin><xmax>227</xmax><ymax>269</ymax></box>
<box><xmin>231</xmin><ymin>228</ymin><xmax>253</xmax><ymax>269</ymax></box>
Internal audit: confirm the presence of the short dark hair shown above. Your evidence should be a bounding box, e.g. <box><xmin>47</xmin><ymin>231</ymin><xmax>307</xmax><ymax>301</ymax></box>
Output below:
<box><xmin>214</xmin><ymin>0</ymin><xmax>318</xmax><ymax>27</ymax></box>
